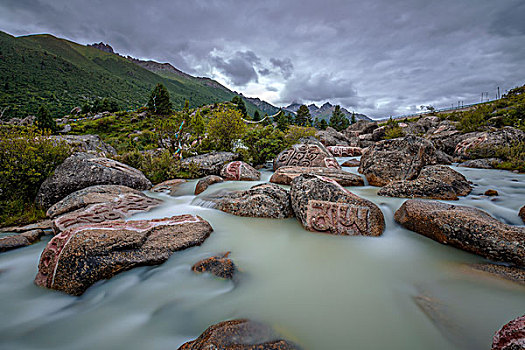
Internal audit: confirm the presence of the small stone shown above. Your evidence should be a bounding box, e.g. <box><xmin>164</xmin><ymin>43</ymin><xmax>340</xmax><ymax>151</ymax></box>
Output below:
<box><xmin>341</xmin><ymin>159</ymin><xmax>360</xmax><ymax>167</ymax></box>
<box><xmin>192</xmin><ymin>252</ymin><xmax>236</xmax><ymax>279</ymax></box>
<box><xmin>485</xmin><ymin>189</ymin><xmax>499</xmax><ymax>196</ymax></box>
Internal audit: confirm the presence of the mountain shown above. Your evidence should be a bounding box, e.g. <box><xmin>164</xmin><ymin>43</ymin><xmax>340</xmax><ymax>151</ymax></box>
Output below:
<box><xmin>244</xmin><ymin>96</ymin><xmax>281</xmax><ymax>116</ymax></box>
<box><xmin>0</xmin><ymin>31</ymin><xmax>262</xmax><ymax>119</ymax></box>
<box><xmin>284</xmin><ymin>102</ymin><xmax>371</xmax><ymax>121</ymax></box>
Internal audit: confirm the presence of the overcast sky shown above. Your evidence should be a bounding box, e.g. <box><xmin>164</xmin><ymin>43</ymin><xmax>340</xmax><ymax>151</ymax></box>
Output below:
<box><xmin>1</xmin><ymin>0</ymin><xmax>524</xmax><ymax>118</ymax></box>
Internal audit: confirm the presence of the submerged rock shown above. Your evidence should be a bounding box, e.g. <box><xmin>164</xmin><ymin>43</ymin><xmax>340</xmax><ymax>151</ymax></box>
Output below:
<box><xmin>36</xmin><ymin>153</ymin><xmax>152</xmax><ymax>209</ymax></box>
<box><xmin>220</xmin><ymin>161</ymin><xmax>261</xmax><ymax>181</ymax></box>
<box><xmin>378</xmin><ymin>165</ymin><xmax>472</xmax><ymax>200</ymax></box>
<box><xmin>178</xmin><ymin>319</ymin><xmax>299</xmax><ymax>350</ymax></box>
<box><xmin>270</xmin><ymin>166</ymin><xmax>364</xmax><ymax>187</ymax></box>
<box><xmin>492</xmin><ymin>315</ymin><xmax>525</xmax><ymax>350</ymax></box>
<box><xmin>358</xmin><ymin>135</ymin><xmax>440</xmax><ymax>186</ymax></box>
<box><xmin>52</xmin><ymin>192</ymin><xmax>162</xmax><ymax>234</ymax></box>
<box><xmin>195</xmin><ymin>175</ymin><xmax>224</xmax><ymax>195</ymax></box>
<box><xmin>467</xmin><ymin>263</ymin><xmax>525</xmax><ymax>286</ymax></box>
<box><xmin>192</xmin><ymin>252</ymin><xmax>236</xmax><ymax>279</ymax></box>
<box><xmin>35</xmin><ymin>215</ymin><xmax>213</xmax><ymax>296</ymax></box>
<box><xmin>151</xmin><ymin>179</ymin><xmax>187</xmax><ymax>196</ymax></box>
<box><xmin>326</xmin><ymin>146</ymin><xmax>362</xmax><ymax>157</ymax></box>
<box><xmin>182</xmin><ymin>152</ymin><xmax>239</xmax><ymax>176</ymax></box>
<box><xmin>0</xmin><ymin>230</ymin><xmax>44</xmax><ymax>253</ymax></box>
<box><xmin>273</xmin><ymin>140</ymin><xmax>341</xmax><ymax>171</ymax></box>
<box><xmin>394</xmin><ymin>199</ymin><xmax>525</xmax><ymax>266</ymax></box>
<box><xmin>290</xmin><ymin>174</ymin><xmax>384</xmax><ymax>236</ymax></box>
<box><xmin>202</xmin><ymin>183</ymin><xmax>293</xmax><ymax>219</ymax></box>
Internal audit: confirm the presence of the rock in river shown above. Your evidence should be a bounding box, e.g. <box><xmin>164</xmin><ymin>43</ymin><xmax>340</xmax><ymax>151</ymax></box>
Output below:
<box><xmin>151</xmin><ymin>179</ymin><xmax>187</xmax><ymax>196</ymax></box>
<box><xmin>195</xmin><ymin>175</ymin><xmax>224</xmax><ymax>195</ymax></box>
<box><xmin>36</xmin><ymin>153</ymin><xmax>152</xmax><ymax>208</ymax></box>
<box><xmin>220</xmin><ymin>161</ymin><xmax>261</xmax><ymax>181</ymax></box>
<box><xmin>520</xmin><ymin>206</ymin><xmax>525</xmax><ymax>224</ymax></box>
<box><xmin>35</xmin><ymin>215</ymin><xmax>213</xmax><ymax>296</ymax></box>
<box><xmin>181</xmin><ymin>151</ymin><xmax>239</xmax><ymax>176</ymax></box>
<box><xmin>270</xmin><ymin>166</ymin><xmax>364</xmax><ymax>187</ymax></box>
<box><xmin>394</xmin><ymin>199</ymin><xmax>525</xmax><ymax>267</ymax></box>
<box><xmin>192</xmin><ymin>252</ymin><xmax>236</xmax><ymax>279</ymax></box>
<box><xmin>290</xmin><ymin>174</ymin><xmax>385</xmax><ymax>236</ymax></box>
<box><xmin>0</xmin><ymin>230</ymin><xmax>44</xmax><ymax>253</ymax></box>
<box><xmin>492</xmin><ymin>314</ymin><xmax>525</xmax><ymax>350</ymax></box>
<box><xmin>178</xmin><ymin>319</ymin><xmax>299</xmax><ymax>350</ymax></box>
<box><xmin>273</xmin><ymin>140</ymin><xmax>341</xmax><ymax>171</ymax></box>
<box><xmin>202</xmin><ymin>183</ymin><xmax>293</xmax><ymax>219</ymax></box>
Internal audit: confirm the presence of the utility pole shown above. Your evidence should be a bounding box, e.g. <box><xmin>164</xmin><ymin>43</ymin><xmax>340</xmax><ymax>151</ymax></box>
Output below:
<box><xmin>497</xmin><ymin>87</ymin><xmax>500</xmax><ymax>99</ymax></box>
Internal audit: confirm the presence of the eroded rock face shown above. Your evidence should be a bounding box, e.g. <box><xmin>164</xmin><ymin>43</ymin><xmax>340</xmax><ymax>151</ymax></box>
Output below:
<box><xmin>378</xmin><ymin>165</ymin><xmax>472</xmax><ymax>200</ymax></box>
<box><xmin>195</xmin><ymin>175</ymin><xmax>224</xmax><ymax>195</ymax></box>
<box><xmin>178</xmin><ymin>319</ymin><xmax>299</xmax><ymax>350</ymax></box>
<box><xmin>358</xmin><ymin>136</ymin><xmax>440</xmax><ymax>186</ymax></box>
<box><xmin>270</xmin><ymin>166</ymin><xmax>364</xmax><ymax>187</ymax></box>
<box><xmin>151</xmin><ymin>179</ymin><xmax>186</xmax><ymax>196</ymax></box>
<box><xmin>520</xmin><ymin>206</ymin><xmax>525</xmax><ymax>224</ymax></box>
<box><xmin>220</xmin><ymin>161</ymin><xmax>261</xmax><ymax>181</ymax></box>
<box><xmin>455</xmin><ymin>127</ymin><xmax>525</xmax><ymax>159</ymax></box>
<box><xmin>273</xmin><ymin>141</ymin><xmax>341</xmax><ymax>171</ymax></box>
<box><xmin>0</xmin><ymin>230</ymin><xmax>44</xmax><ymax>253</ymax></box>
<box><xmin>52</xmin><ymin>192</ymin><xmax>162</xmax><ymax>234</ymax></box>
<box><xmin>290</xmin><ymin>174</ymin><xmax>384</xmax><ymax>236</ymax></box>
<box><xmin>36</xmin><ymin>153</ymin><xmax>152</xmax><ymax>209</ymax></box>
<box><xmin>192</xmin><ymin>252</ymin><xmax>236</xmax><ymax>279</ymax></box>
<box><xmin>35</xmin><ymin>215</ymin><xmax>213</xmax><ymax>296</ymax></box>
<box><xmin>492</xmin><ymin>315</ymin><xmax>525</xmax><ymax>350</ymax></box>
<box><xmin>47</xmin><ymin>185</ymin><xmax>142</xmax><ymax>218</ymax></box>
<box><xmin>394</xmin><ymin>199</ymin><xmax>525</xmax><ymax>266</ymax></box>
<box><xmin>182</xmin><ymin>152</ymin><xmax>239</xmax><ymax>176</ymax></box>
<box><xmin>202</xmin><ymin>184</ymin><xmax>293</xmax><ymax>219</ymax></box>
<box><xmin>326</xmin><ymin>146</ymin><xmax>362</xmax><ymax>157</ymax></box>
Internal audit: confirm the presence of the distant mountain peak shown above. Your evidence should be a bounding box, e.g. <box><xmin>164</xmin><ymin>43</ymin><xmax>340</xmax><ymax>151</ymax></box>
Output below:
<box><xmin>283</xmin><ymin>101</ymin><xmax>371</xmax><ymax>121</ymax></box>
<box><xmin>87</xmin><ymin>42</ymin><xmax>114</xmax><ymax>54</ymax></box>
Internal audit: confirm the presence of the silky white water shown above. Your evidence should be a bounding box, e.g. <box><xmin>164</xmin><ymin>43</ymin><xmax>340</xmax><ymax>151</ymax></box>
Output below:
<box><xmin>0</xmin><ymin>159</ymin><xmax>524</xmax><ymax>350</ymax></box>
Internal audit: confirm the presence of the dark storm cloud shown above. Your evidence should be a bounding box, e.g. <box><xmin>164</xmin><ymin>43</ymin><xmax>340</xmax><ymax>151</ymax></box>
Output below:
<box><xmin>1</xmin><ymin>0</ymin><xmax>524</xmax><ymax>118</ymax></box>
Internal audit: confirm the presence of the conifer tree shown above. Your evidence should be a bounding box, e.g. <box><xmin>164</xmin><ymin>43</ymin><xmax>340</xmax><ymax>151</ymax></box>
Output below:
<box><xmin>35</xmin><ymin>104</ymin><xmax>57</xmax><ymax>132</ymax></box>
<box><xmin>295</xmin><ymin>105</ymin><xmax>311</xmax><ymax>126</ymax></box>
<box><xmin>148</xmin><ymin>83</ymin><xmax>172</xmax><ymax>115</ymax></box>
<box><xmin>329</xmin><ymin>105</ymin><xmax>349</xmax><ymax>131</ymax></box>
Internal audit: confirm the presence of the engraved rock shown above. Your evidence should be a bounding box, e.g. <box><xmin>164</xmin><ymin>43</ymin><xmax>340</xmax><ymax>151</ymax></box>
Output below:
<box><xmin>290</xmin><ymin>174</ymin><xmax>384</xmax><ymax>236</ymax></box>
<box><xmin>35</xmin><ymin>215</ymin><xmax>213</xmax><ymax>296</ymax></box>
<box><xmin>195</xmin><ymin>175</ymin><xmax>224</xmax><ymax>195</ymax></box>
<box><xmin>220</xmin><ymin>161</ymin><xmax>261</xmax><ymax>181</ymax></box>
<box><xmin>394</xmin><ymin>199</ymin><xmax>525</xmax><ymax>266</ymax></box>
<box><xmin>492</xmin><ymin>315</ymin><xmax>525</xmax><ymax>350</ymax></box>
<box><xmin>192</xmin><ymin>252</ymin><xmax>236</xmax><ymax>279</ymax></box>
<box><xmin>270</xmin><ymin>166</ymin><xmax>364</xmax><ymax>187</ymax></box>
<box><xmin>326</xmin><ymin>146</ymin><xmax>362</xmax><ymax>157</ymax></box>
<box><xmin>36</xmin><ymin>153</ymin><xmax>152</xmax><ymax>208</ymax></box>
<box><xmin>273</xmin><ymin>140</ymin><xmax>341</xmax><ymax>171</ymax></box>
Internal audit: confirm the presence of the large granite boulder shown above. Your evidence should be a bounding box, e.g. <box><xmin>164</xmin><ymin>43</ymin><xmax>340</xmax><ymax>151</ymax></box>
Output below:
<box><xmin>520</xmin><ymin>206</ymin><xmax>525</xmax><ymax>224</ymax></box>
<box><xmin>195</xmin><ymin>175</ymin><xmax>224</xmax><ymax>195</ymax></box>
<box><xmin>52</xmin><ymin>192</ymin><xmax>162</xmax><ymax>234</ymax></box>
<box><xmin>35</xmin><ymin>215</ymin><xmax>213</xmax><ymax>296</ymax></box>
<box><xmin>220</xmin><ymin>161</ymin><xmax>261</xmax><ymax>181</ymax></box>
<box><xmin>492</xmin><ymin>315</ymin><xmax>525</xmax><ymax>350</ymax></box>
<box><xmin>182</xmin><ymin>152</ymin><xmax>239</xmax><ymax>176</ymax></box>
<box><xmin>394</xmin><ymin>199</ymin><xmax>525</xmax><ymax>266</ymax></box>
<box><xmin>0</xmin><ymin>230</ymin><xmax>44</xmax><ymax>253</ymax></box>
<box><xmin>326</xmin><ymin>146</ymin><xmax>362</xmax><ymax>157</ymax></box>
<box><xmin>36</xmin><ymin>153</ymin><xmax>152</xmax><ymax>208</ymax></box>
<box><xmin>273</xmin><ymin>140</ymin><xmax>341</xmax><ymax>171</ymax></box>
<box><xmin>316</xmin><ymin>127</ymin><xmax>351</xmax><ymax>146</ymax></box>
<box><xmin>290</xmin><ymin>174</ymin><xmax>385</xmax><ymax>236</ymax></box>
<box><xmin>270</xmin><ymin>166</ymin><xmax>364</xmax><ymax>187</ymax></box>
<box><xmin>344</xmin><ymin>120</ymin><xmax>378</xmax><ymax>137</ymax></box>
<box><xmin>378</xmin><ymin>165</ymin><xmax>472</xmax><ymax>200</ymax></box>
<box><xmin>48</xmin><ymin>135</ymin><xmax>117</xmax><ymax>156</ymax></box>
<box><xmin>455</xmin><ymin>127</ymin><xmax>525</xmax><ymax>159</ymax></box>
<box><xmin>192</xmin><ymin>252</ymin><xmax>236</xmax><ymax>279</ymax></box>
<box><xmin>358</xmin><ymin>135</ymin><xmax>440</xmax><ymax>186</ymax></box>
<box><xmin>202</xmin><ymin>183</ymin><xmax>293</xmax><ymax>219</ymax></box>
<box><xmin>47</xmin><ymin>185</ymin><xmax>142</xmax><ymax>218</ymax></box>
<box><xmin>178</xmin><ymin>319</ymin><xmax>299</xmax><ymax>350</ymax></box>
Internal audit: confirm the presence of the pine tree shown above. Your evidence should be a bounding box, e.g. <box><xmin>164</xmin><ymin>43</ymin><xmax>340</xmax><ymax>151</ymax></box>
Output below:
<box><xmin>231</xmin><ymin>96</ymin><xmax>247</xmax><ymax>117</ymax></box>
<box><xmin>329</xmin><ymin>105</ymin><xmax>349</xmax><ymax>132</ymax></box>
<box><xmin>351</xmin><ymin>113</ymin><xmax>356</xmax><ymax>124</ymax></box>
<box><xmin>35</xmin><ymin>105</ymin><xmax>57</xmax><ymax>132</ymax></box>
<box><xmin>253</xmin><ymin>110</ymin><xmax>261</xmax><ymax>121</ymax></box>
<box><xmin>148</xmin><ymin>83</ymin><xmax>172</xmax><ymax>115</ymax></box>
<box><xmin>295</xmin><ymin>105</ymin><xmax>311</xmax><ymax>126</ymax></box>
<box><xmin>276</xmin><ymin>111</ymin><xmax>289</xmax><ymax>131</ymax></box>
<box><xmin>319</xmin><ymin>119</ymin><xmax>328</xmax><ymax>130</ymax></box>
<box><xmin>190</xmin><ymin>110</ymin><xmax>205</xmax><ymax>139</ymax></box>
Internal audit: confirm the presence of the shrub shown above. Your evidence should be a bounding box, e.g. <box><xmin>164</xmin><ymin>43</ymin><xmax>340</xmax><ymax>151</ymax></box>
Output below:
<box><xmin>207</xmin><ymin>109</ymin><xmax>246</xmax><ymax>151</ymax></box>
<box><xmin>283</xmin><ymin>125</ymin><xmax>317</xmax><ymax>147</ymax></box>
<box><xmin>241</xmin><ymin>126</ymin><xmax>285</xmax><ymax>165</ymax></box>
<box><xmin>384</xmin><ymin>126</ymin><xmax>404</xmax><ymax>139</ymax></box>
<box><xmin>457</xmin><ymin>106</ymin><xmax>489</xmax><ymax>133</ymax></box>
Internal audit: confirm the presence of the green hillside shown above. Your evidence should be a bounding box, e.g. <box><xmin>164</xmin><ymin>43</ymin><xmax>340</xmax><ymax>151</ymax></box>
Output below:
<box><xmin>0</xmin><ymin>31</ymin><xmax>260</xmax><ymax>119</ymax></box>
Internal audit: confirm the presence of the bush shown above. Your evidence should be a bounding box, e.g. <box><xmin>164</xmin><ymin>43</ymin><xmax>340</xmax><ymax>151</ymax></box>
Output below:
<box><xmin>207</xmin><ymin>109</ymin><xmax>246</xmax><ymax>151</ymax></box>
<box><xmin>240</xmin><ymin>126</ymin><xmax>285</xmax><ymax>165</ymax></box>
<box><xmin>283</xmin><ymin>125</ymin><xmax>317</xmax><ymax>147</ymax></box>
<box><xmin>457</xmin><ymin>106</ymin><xmax>489</xmax><ymax>133</ymax></box>
<box><xmin>384</xmin><ymin>126</ymin><xmax>404</xmax><ymax>139</ymax></box>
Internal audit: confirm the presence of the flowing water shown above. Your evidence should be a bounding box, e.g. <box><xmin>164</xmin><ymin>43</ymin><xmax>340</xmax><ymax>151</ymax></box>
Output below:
<box><xmin>1</xmin><ymin>158</ymin><xmax>524</xmax><ymax>350</ymax></box>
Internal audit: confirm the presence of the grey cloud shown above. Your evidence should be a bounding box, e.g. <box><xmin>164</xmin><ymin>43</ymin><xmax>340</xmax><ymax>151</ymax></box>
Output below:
<box><xmin>270</xmin><ymin>58</ymin><xmax>294</xmax><ymax>79</ymax></box>
<box><xmin>211</xmin><ymin>50</ymin><xmax>260</xmax><ymax>86</ymax></box>
<box><xmin>280</xmin><ymin>73</ymin><xmax>357</xmax><ymax>103</ymax></box>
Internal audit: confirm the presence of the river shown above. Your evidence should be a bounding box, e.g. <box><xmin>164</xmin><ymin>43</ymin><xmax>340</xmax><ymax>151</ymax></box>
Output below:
<box><xmin>0</xmin><ymin>158</ymin><xmax>524</xmax><ymax>350</ymax></box>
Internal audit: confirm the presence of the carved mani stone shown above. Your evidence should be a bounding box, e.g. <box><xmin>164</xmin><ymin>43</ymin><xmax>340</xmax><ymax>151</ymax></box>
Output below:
<box><xmin>219</xmin><ymin>161</ymin><xmax>261</xmax><ymax>181</ymax></box>
<box><xmin>326</xmin><ymin>146</ymin><xmax>362</xmax><ymax>157</ymax></box>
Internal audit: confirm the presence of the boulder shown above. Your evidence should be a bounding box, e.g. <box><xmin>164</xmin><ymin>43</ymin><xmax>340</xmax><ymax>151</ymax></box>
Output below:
<box><xmin>192</xmin><ymin>252</ymin><xmax>236</xmax><ymax>279</ymax></box>
<box><xmin>316</xmin><ymin>127</ymin><xmax>350</xmax><ymax>146</ymax></box>
<box><xmin>47</xmin><ymin>185</ymin><xmax>142</xmax><ymax>218</ymax></box>
<box><xmin>151</xmin><ymin>179</ymin><xmax>187</xmax><ymax>196</ymax></box>
<box><xmin>485</xmin><ymin>189</ymin><xmax>499</xmax><ymax>197</ymax></box>
<box><xmin>290</xmin><ymin>174</ymin><xmax>385</xmax><ymax>236</ymax></box>
<box><xmin>0</xmin><ymin>220</ymin><xmax>52</xmax><ymax>233</ymax></box>
<box><xmin>273</xmin><ymin>140</ymin><xmax>341</xmax><ymax>171</ymax></box>
<box><xmin>48</xmin><ymin>135</ymin><xmax>117</xmax><ymax>156</ymax></box>
<box><xmin>492</xmin><ymin>315</ymin><xmax>525</xmax><ymax>350</ymax></box>
<box><xmin>52</xmin><ymin>192</ymin><xmax>162</xmax><ymax>234</ymax></box>
<box><xmin>178</xmin><ymin>319</ymin><xmax>299</xmax><ymax>350</ymax></box>
<box><xmin>344</xmin><ymin>120</ymin><xmax>378</xmax><ymax>137</ymax></box>
<box><xmin>378</xmin><ymin>165</ymin><xmax>472</xmax><ymax>200</ymax></box>
<box><xmin>341</xmin><ymin>159</ymin><xmax>360</xmax><ymax>167</ymax></box>
<box><xmin>326</xmin><ymin>146</ymin><xmax>362</xmax><ymax>157</ymax></box>
<box><xmin>0</xmin><ymin>230</ymin><xmax>44</xmax><ymax>252</ymax></box>
<box><xmin>371</xmin><ymin>126</ymin><xmax>386</xmax><ymax>141</ymax></box>
<box><xmin>36</xmin><ymin>153</ymin><xmax>152</xmax><ymax>209</ymax></box>
<box><xmin>459</xmin><ymin>158</ymin><xmax>503</xmax><ymax>169</ymax></box>
<box><xmin>520</xmin><ymin>206</ymin><xmax>525</xmax><ymax>224</ymax></box>
<box><xmin>455</xmin><ymin>127</ymin><xmax>525</xmax><ymax>159</ymax></box>
<box><xmin>394</xmin><ymin>199</ymin><xmax>525</xmax><ymax>266</ymax></box>
<box><xmin>270</xmin><ymin>166</ymin><xmax>364</xmax><ymax>187</ymax></box>
<box><xmin>202</xmin><ymin>184</ymin><xmax>293</xmax><ymax>219</ymax></box>
<box><xmin>35</xmin><ymin>215</ymin><xmax>213</xmax><ymax>296</ymax></box>
<box><xmin>358</xmin><ymin>135</ymin><xmax>440</xmax><ymax>186</ymax></box>
<box><xmin>182</xmin><ymin>152</ymin><xmax>239</xmax><ymax>176</ymax></box>
<box><xmin>220</xmin><ymin>161</ymin><xmax>261</xmax><ymax>181</ymax></box>
<box><xmin>195</xmin><ymin>175</ymin><xmax>224</xmax><ymax>195</ymax></box>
